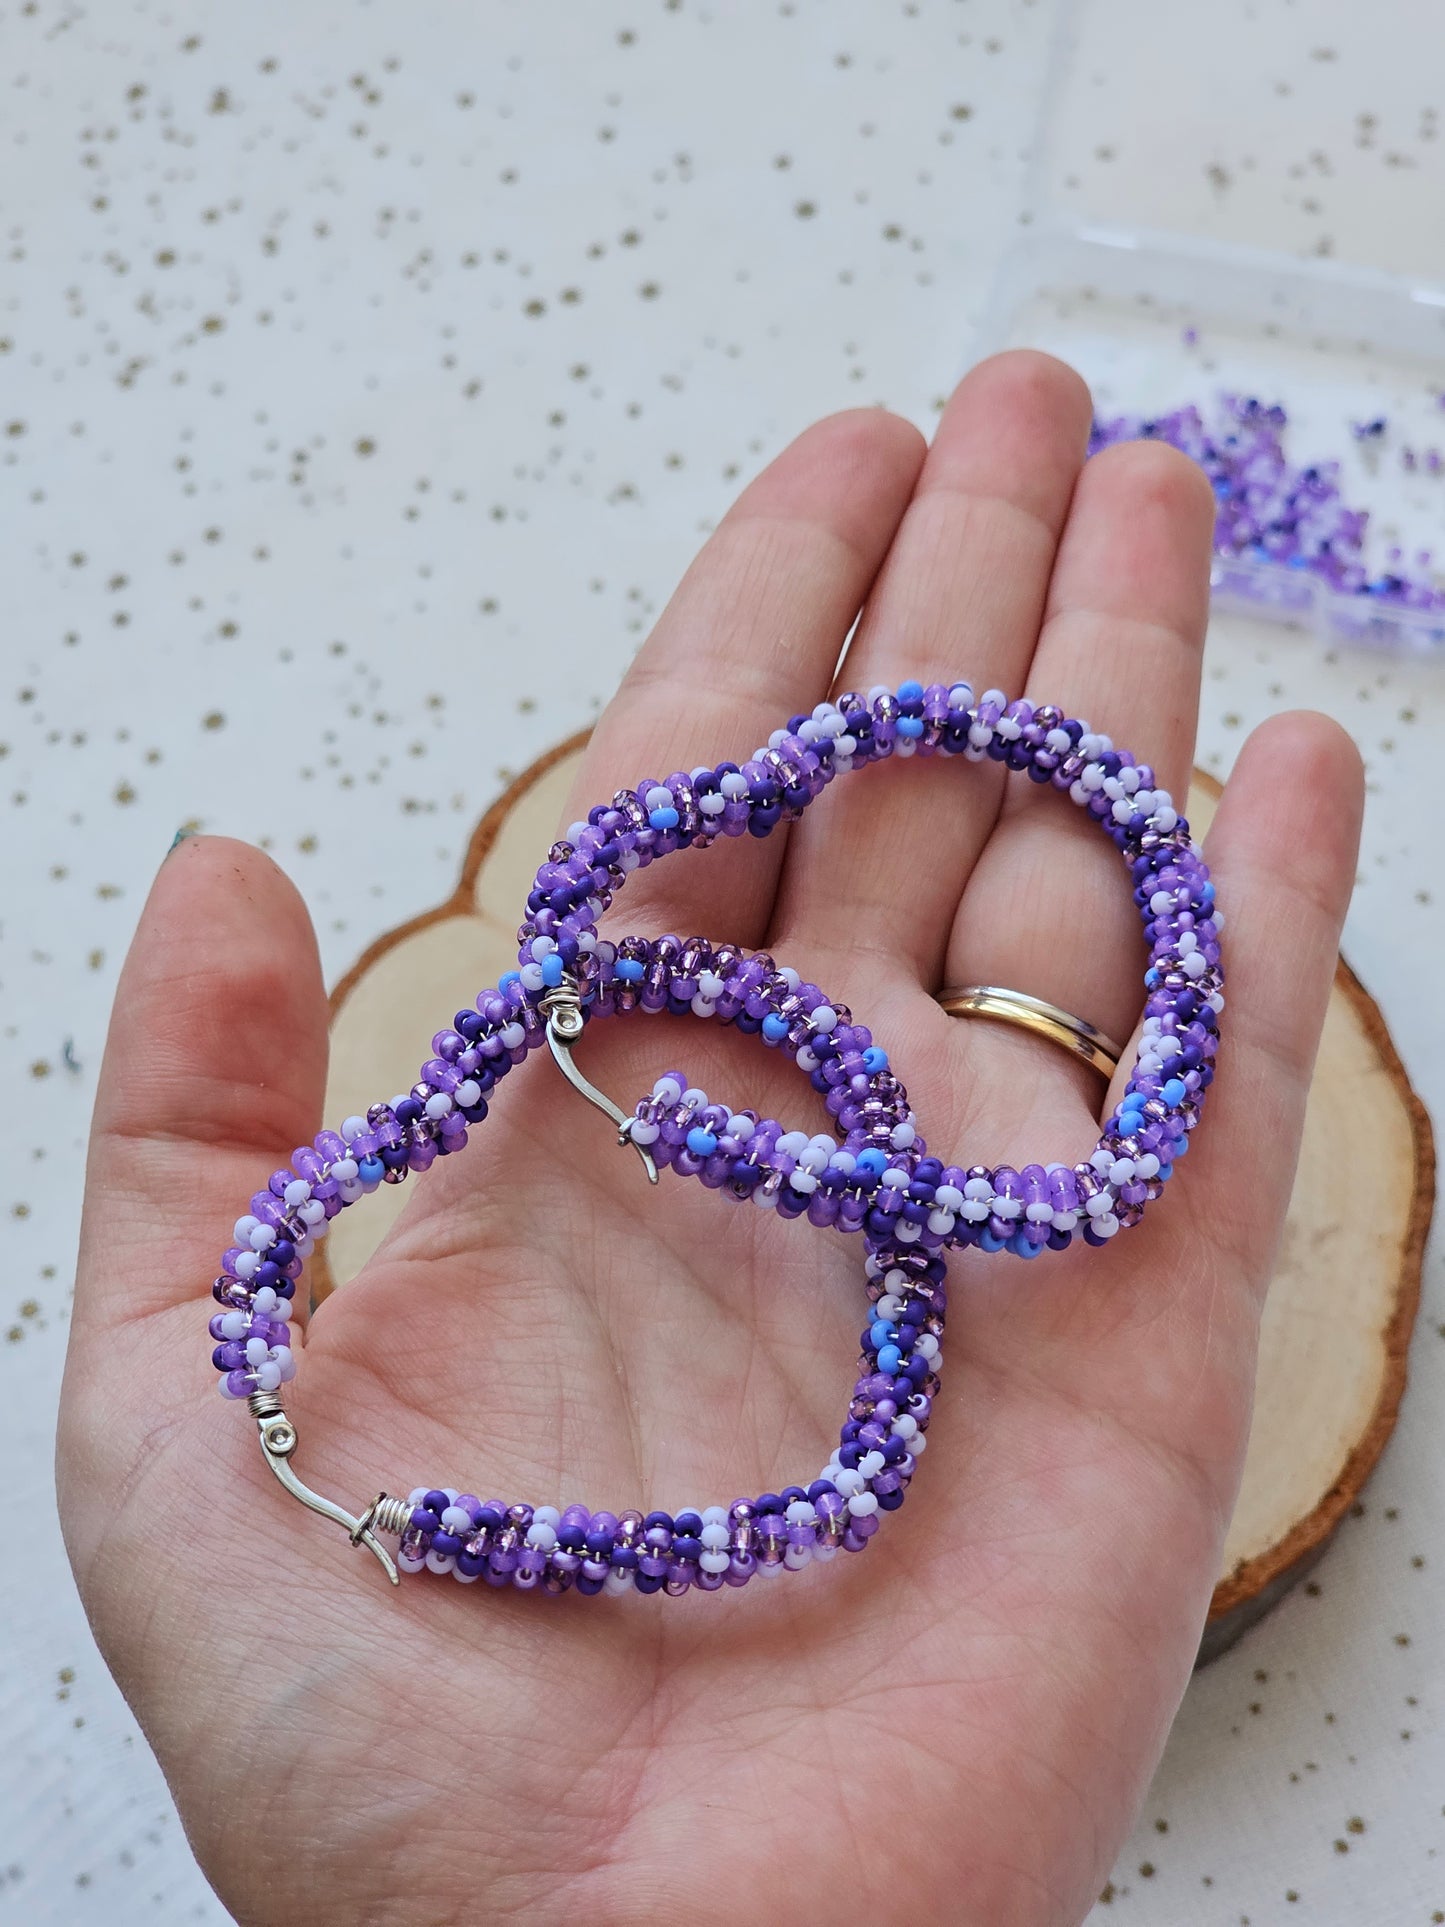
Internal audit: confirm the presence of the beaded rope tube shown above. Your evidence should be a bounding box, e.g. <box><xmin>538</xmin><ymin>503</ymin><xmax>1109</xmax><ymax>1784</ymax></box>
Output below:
<box><xmin>208</xmin><ymin>678</ymin><xmax>1222</xmax><ymax>1596</ymax></box>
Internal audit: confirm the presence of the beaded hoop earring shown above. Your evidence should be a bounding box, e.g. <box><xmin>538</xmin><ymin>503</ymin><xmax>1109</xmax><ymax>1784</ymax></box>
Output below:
<box><xmin>207</xmin><ymin>678</ymin><xmax>1222</xmax><ymax>1594</ymax></box>
<box><xmin>217</xmin><ymin>942</ymin><xmax>945</xmax><ymax>1593</ymax></box>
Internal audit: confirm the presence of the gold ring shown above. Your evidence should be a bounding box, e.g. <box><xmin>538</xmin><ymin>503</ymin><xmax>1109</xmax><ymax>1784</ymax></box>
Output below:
<box><xmin>936</xmin><ymin>984</ymin><xmax>1122</xmax><ymax>1081</ymax></box>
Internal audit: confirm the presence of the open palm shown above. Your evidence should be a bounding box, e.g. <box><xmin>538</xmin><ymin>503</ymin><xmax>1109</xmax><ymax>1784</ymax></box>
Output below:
<box><xmin>59</xmin><ymin>353</ymin><xmax>1362</xmax><ymax>1926</ymax></box>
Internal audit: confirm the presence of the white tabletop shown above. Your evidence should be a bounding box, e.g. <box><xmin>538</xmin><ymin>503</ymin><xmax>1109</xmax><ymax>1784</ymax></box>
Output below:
<box><xmin>2</xmin><ymin>2</ymin><xmax>1441</xmax><ymax>1921</ymax></box>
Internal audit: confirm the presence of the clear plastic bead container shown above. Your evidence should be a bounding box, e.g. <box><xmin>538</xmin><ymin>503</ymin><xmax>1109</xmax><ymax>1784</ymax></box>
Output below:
<box><xmin>977</xmin><ymin>221</ymin><xmax>1445</xmax><ymax>654</ymax></box>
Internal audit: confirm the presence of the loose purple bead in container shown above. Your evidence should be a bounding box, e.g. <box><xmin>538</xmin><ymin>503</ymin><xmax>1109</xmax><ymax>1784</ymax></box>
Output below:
<box><xmin>1090</xmin><ymin>391</ymin><xmax>1445</xmax><ymax>651</ymax></box>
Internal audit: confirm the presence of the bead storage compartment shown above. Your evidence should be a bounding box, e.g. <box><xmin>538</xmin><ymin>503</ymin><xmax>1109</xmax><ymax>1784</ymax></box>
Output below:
<box><xmin>977</xmin><ymin>221</ymin><xmax>1445</xmax><ymax>656</ymax></box>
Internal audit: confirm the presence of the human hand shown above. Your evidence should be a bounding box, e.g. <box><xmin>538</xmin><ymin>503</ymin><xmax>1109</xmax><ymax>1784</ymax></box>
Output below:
<box><xmin>59</xmin><ymin>352</ymin><xmax>1363</xmax><ymax>1925</ymax></box>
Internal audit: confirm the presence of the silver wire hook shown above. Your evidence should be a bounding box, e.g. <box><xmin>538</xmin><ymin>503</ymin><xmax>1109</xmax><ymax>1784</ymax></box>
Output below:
<box><xmin>542</xmin><ymin>980</ymin><xmax>660</xmax><ymax>1184</ymax></box>
<box><xmin>252</xmin><ymin>1397</ymin><xmax>401</xmax><ymax>1584</ymax></box>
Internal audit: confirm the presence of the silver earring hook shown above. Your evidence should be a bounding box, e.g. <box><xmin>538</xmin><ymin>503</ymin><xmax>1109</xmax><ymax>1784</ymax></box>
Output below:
<box><xmin>251</xmin><ymin>1393</ymin><xmax>400</xmax><ymax>1584</ymax></box>
<box><xmin>541</xmin><ymin>975</ymin><xmax>659</xmax><ymax>1184</ymax></box>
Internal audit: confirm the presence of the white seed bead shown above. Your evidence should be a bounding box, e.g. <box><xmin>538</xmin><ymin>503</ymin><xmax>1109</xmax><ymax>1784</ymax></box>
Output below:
<box><xmin>847</xmin><ymin>1491</ymin><xmax>880</xmax><ymax>1517</ymax></box>
<box><xmin>698</xmin><ymin>1550</ymin><xmax>731</xmax><ymax>1574</ymax></box>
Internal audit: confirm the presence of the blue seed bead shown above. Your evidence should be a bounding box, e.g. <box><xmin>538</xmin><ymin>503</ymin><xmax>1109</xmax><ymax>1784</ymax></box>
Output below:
<box><xmin>868</xmin><ymin>1319</ymin><xmax>895</xmax><ymax>1351</ymax></box>
<box><xmin>861</xmin><ymin>1046</ymin><xmax>889</xmax><ymax>1073</ymax></box>
<box><xmin>855</xmin><ymin>1147</ymin><xmax>888</xmax><ymax>1175</ymax></box>
<box><xmin>499</xmin><ymin>970</ymin><xmax>521</xmax><ymax>990</ymax></box>
<box><xmin>896</xmin><ymin>715</ymin><xmax>925</xmax><ymax>738</ymax></box>
<box><xmin>1157</xmin><ymin>1162</ymin><xmax>1174</xmax><ymax>1180</ymax></box>
<box><xmin>648</xmin><ymin>805</ymin><xmax>680</xmax><ymax>831</ymax></box>
<box><xmin>358</xmin><ymin>1156</ymin><xmax>386</xmax><ymax>1184</ymax></box>
<box><xmin>978</xmin><ymin>1230</ymin><xmax>1007</xmax><ymax>1253</ymax></box>
<box><xmin>1162</xmin><ymin>1076</ymin><xmax>1187</xmax><ymax>1107</ymax></box>
<box><xmin>614</xmin><ymin>957</ymin><xmax>645</xmax><ymax>982</ymax></box>
<box><xmin>876</xmin><ymin>1343</ymin><xmax>903</xmax><ymax>1374</ymax></box>
<box><xmin>761</xmin><ymin>1013</ymin><xmax>790</xmax><ymax>1043</ymax></box>
<box><xmin>897</xmin><ymin>679</ymin><xmax>924</xmax><ymax>701</ymax></box>
<box><xmin>686</xmin><ymin>1127</ymin><xmax>719</xmax><ymax>1157</ymax></box>
<box><xmin>539</xmin><ymin>952</ymin><xmax>565</xmax><ymax>988</ymax></box>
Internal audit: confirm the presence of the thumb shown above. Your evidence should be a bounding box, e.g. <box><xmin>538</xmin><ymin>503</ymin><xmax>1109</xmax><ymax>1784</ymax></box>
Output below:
<box><xmin>70</xmin><ymin>835</ymin><xmax>329</xmax><ymax>1341</ymax></box>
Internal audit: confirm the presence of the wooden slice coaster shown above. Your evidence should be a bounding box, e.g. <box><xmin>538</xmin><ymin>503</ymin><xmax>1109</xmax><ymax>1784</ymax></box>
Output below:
<box><xmin>312</xmin><ymin>735</ymin><xmax>1434</xmax><ymax>1662</ymax></box>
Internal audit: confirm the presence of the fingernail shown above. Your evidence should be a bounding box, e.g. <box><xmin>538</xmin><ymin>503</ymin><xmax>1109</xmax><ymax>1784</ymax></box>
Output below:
<box><xmin>167</xmin><ymin>826</ymin><xmax>199</xmax><ymax>855</ymax></box>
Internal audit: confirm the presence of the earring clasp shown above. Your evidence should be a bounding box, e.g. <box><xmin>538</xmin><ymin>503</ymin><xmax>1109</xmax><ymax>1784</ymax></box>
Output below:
<box><xmin>541</xmin><ymin>976</ymin><xmax>659</xmax><ymax>1183</ymax></box>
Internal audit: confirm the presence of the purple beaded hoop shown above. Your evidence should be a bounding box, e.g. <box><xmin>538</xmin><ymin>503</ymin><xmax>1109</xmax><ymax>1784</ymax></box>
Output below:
<box><xmin>208</xmin><ymin>678</ymin><xmax>1222</xmax><ymax>1595</ymax></box>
